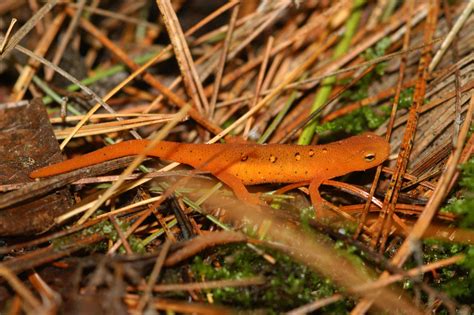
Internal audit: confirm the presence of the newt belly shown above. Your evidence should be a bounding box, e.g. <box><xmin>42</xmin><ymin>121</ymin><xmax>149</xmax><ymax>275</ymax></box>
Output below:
<box><xmin>30</xmin><ymin>133</ymin><xmax>390</xmax><ymax>207</ymax></box>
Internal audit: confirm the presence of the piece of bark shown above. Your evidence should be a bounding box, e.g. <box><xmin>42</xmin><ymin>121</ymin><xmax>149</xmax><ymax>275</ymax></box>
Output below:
<box><xmin>0</xmin><ymin>98</ymin><xmax>72</xmax><ymax>236</ymax></box>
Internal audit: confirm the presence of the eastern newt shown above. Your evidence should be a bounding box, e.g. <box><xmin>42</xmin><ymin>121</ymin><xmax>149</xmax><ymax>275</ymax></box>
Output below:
<box><xmin>30</xmin><ymin>133</ymin><xmax>390</xmax><ymax>208</ymax></box>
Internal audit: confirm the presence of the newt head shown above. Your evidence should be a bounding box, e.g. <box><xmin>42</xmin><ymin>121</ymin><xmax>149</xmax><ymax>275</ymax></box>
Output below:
<box><xmin>349</xmin><ymin>133</ymin><xmax>390</xmax><ymax>171</ymax></box>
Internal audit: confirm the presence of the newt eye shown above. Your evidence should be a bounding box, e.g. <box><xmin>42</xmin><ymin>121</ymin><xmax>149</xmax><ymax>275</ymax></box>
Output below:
<box><xmin>364</xmin><ymin>152</ymin><xmax>376</xmax><ymax>162</ymax></box>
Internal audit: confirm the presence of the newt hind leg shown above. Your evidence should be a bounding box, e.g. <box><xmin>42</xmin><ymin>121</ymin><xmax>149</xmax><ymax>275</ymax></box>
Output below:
<box><xmin>275</xmin><ymin>181</ymin><xmax>310</xmax><ymax>195</ymax></box>
<box><xmin>308</xmin><ymin>178</ymin><xmax>333</xmax><ymax>218</ymax></box>
<box><xmin>213</xmin><ymin>171</ymin><xmax>262</xmax><ymax>205</ymax></box>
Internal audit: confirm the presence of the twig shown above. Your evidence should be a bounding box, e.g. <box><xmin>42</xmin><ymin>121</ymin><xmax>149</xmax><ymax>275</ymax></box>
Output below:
<box><xmin>109</xmin><ymin>216</ymin><xmax>133</xmax><ymax>255</ymax></box>
<box><xmin>135</xmin><ymin>239</ymin><xmax>171</xmax><ymax>313</ymax></box>
<box><xmin>164</xmin><ymin>231</ymin><xmax>247</xmax><ymax>266</ymax></box>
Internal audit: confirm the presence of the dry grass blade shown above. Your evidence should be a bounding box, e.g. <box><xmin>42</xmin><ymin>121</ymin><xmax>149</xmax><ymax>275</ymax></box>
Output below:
<box><xmin>12</xmin><ymin>13</ymin><xmax>66</xmax><ymax>101</ymax></box>
<box><xmin>54</xmin><ymin>114</ymin><xmax>185</xmax><ymax>139</ymax></box>
<box><xmin>286</xmin><ymin>294</ymin><xmax>344</xmax><ymax>315</ymax></box>
<box><xmin>0</xmin><ymin>0</ymin><xmax>57</xmax><ymax>59</ymax></box>
<box><xmin>0</xmin><ymin>266</ymin><xmax>42</xmax><ymax>312</ymax></box>
<box><xmin>0</xmin><ymin>18</ymin><xmax>17</xmax><ymax>53</ymax></box>
<box><xmin>75</xmin><ymin>104</ymin><xmax>190</xmax><ymax>225</ymax></box>
<box><xmin>66</xmin><ymin>5</ymin><xmax>222</xmax><ymax>136</ymax></box>
<box><xmin>209</xmin><ymin>4</ymin><xmax>240</xmax><ymax>117</ymax></box>
<box><xmin>429</xmin><ymin>0</ymin><xmax>474</xmax><ymax>72</ymax></box>
<box><xmin>352</xmin><ymin>254</ymin><xmax>464</xmax><ymax>293</ymax></box>
<box><xmin>143</xmin><ymin>276</ymin><xmax>265</xmax><ymax>292</ymax></box>
<box><xmin>43</xmin><ymin>0</ymin><xmax>86</xmax><ymax>81</ymax></box>
<box><xmin>12</xmin><ymin>44</ymin><xmax>141</xmax><ymax>141</ymax></box>
<box><xmin>156</xmin><ymin>0</ymin><xmax>210</xmax><ymax>114</ymax></box>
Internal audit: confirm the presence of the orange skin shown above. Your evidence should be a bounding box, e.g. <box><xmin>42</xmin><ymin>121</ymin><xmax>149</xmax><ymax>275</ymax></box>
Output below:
<box><xmin>30</xmin><ymin>133</ymin><xmax>390</xmax><ymax>208</ymax></box>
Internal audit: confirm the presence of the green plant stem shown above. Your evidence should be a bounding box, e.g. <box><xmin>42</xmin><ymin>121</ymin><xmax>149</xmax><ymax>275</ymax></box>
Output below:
<box><xmin>298</xmin><ymin>0</ymin><xmax>366</xmax><ymax>145</ymax></box>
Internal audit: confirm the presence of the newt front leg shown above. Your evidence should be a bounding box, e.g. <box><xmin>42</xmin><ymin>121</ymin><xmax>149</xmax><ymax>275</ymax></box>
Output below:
<box><xmin>213</xmin><ymin>171</ymin><xmax>262</xmax><ymax>206</ymax></box>
<box><xmin>274</xmin><ymin>179</ymin><xmax>332</xmax><ymax>217</ymax></box>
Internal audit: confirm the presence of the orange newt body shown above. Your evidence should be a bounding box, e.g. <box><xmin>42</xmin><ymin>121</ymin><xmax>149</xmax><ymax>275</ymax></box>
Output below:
<box><xmin>30</xmin><ymin>133</ymin><xmax>389</xmax><ymax>207</ymax></box>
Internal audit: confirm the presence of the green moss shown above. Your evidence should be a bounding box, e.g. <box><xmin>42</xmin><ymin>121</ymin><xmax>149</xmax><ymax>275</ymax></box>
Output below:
<box><xmin>52</xmin><ymin>219</ymin><xmax>145</xmax><ymax>254</ymax></box>
<box><xmin>317</xmin><ymin>86</ymin><xmax>413</xmax><ymax>136</ymax></box>
<box><xmin>362</xmin><ymin>37</ymin><xmax>391</xmax><ymax>65</ymax></box>
<box><xmin>445</xmin><ymin>195</ymin><xmax>474</xmax><ymax>229</ymax></box>
<box><xmin>300</xmin><ymin>205</ymin><xmax>316</xmax><ymax>225</ymax></box>
<box><xmin>341</xmin><ymin>37</ymin><xmax>391</xmax><ymax>103</ymax></box>
<box><xmin>424</xmin><ymin>157</ymin><xmax>474</xmax><ymax>303</ymax></box>
<box><xmin>443</xmin><ymin>158</ymin><xmax>474</xmax><ymax>228</ymax></box>
<box><xmin>315</xmin><ymin>38</ymin><xmax>415</xmax><ymax>138</ymax></box>
<box><xmin>184</xmin><ymin>244</ymin><xmax>350</xmax><ymax>312</ymax></box>
<box><xmin>396</xmin><ymin>87</ymin><xmax>415</xmax><ymax>110</ymax></box>
<box><xmin>317</xmin><ymin>106</ymin><xmax>384</xmax><ymax>135</ymax></box>
<box><xmin>419</xmin><ymin>239</ymin><xmax>473</xmax><ymax>304</ymax></box>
